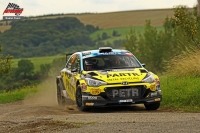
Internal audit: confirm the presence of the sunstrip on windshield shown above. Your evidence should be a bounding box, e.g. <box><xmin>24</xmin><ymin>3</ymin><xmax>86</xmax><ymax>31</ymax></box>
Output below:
<box><xmin>92</xmin><ymin>52</ymin><xmax>124</xmax><ymax>56</ymax></box>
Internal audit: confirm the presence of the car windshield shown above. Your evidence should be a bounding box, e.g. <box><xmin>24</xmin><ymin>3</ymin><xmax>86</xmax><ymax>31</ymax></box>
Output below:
<box><xmin>83</xmin><ymin>55</ymin><xmax>142</xmax><ymax>71</ymax></box>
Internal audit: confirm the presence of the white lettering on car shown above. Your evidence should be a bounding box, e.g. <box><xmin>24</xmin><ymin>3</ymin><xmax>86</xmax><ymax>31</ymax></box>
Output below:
<box><xmin>112</xmin><ymin>88</ymin><xmax>139</xmax><ymax>98</ymax></box>
<box><xmin>88</xmin><ymin>96</ymin><xmax>97</xmax><ymax>100</ymax></box>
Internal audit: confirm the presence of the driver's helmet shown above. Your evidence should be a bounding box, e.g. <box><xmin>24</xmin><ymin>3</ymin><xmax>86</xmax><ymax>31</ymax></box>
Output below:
<box><xmin>111</xmin><ymin>56</ymin><xmax>121</xmax><ymax>66</ymax></box>
<box><xmin>84</xmin><ymin>58</ymin><xmax>93</xmax><ymax>71</ymax></box>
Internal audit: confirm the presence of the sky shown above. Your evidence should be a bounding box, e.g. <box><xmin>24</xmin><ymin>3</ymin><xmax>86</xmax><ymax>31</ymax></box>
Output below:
<box><xmin>0</xmin><ymin>0</ymin><xmax>197</xmax><ymax>19</ymax></box>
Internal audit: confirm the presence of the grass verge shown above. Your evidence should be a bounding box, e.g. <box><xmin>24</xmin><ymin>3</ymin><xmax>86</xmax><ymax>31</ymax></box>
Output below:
<box><xmin>160</xmin><ymin>75</ymin><xmax>200</xmax><ymax>112</ymax></box>
<box><xmin>0</xmin><ymin>85</ymin><xmax>38</xmax><ymax>104</ymax></box>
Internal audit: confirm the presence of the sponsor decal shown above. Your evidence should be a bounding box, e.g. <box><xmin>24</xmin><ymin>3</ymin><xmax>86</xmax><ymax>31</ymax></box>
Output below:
<box><xmin>150</xmin><ymin>83</ymin><xmax>156</xmax><ymax>91</ymax></box>
<box><xmin>107</xmin><ymin>73</ymin><xmax>140</xmax><ymax>78</ymax></box>
<box><xmin>3</xmin><ymin>2</ymin><xmax>24</xmax><ymax>20</ymax></box>
<box><xmin>121</xmin><ymin>81</ymin><xmax>129</xmax><ymax>85</ymax></box>
<box><xmin>71</xmin><ymin>55</ymin><xmax>76</xmax><ymax>63</ymax></box>
<box><xmin>87</xmin><ymin>96</ymin><xmax>97</xmax><ymax>100</ymax></box>
<box><xmin>90</xmin><ymin>88</ymin><xmax>101</xmax><ymax>95</ymax></box>
<box><xmin>107</xmin><ymin>77</ymin><xmax>139</xmax><ymax>81</ymax></box>
<box><xmin>98</xmin><ymin>52</ymin><xmax>122</xmax><ymax>55</ymax></box>
<box><xmin>70</xmin><ymin>77</ymin><xmax>75</xmax><ymax>85</ymax></box>
<box><xmin>85</xmin><ymin>102</ymin><xmax>94</xmax><ymax>106</ymax></box>
<box><xmin>112</xmin><ymin>88</ymin><xmax>139</xmax><ymax>98</ymax></box>
<box><xmin>107</xmin><ymin>78</ymin><xmax>119</xmax><ymax>81</ymax></box>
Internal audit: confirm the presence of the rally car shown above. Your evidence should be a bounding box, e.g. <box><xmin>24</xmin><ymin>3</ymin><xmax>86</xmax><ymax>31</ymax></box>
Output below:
<box><xmin>56</xmin><ymin>47</ymin><xmax>162</xmax><ymax>111</ymax></box>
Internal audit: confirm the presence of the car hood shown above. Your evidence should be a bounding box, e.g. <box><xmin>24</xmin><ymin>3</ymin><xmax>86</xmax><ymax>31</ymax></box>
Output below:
<box><xmin>82</xmin><ymin>68</ymin><xmax>148</xmax><ymax>84</ymax></box>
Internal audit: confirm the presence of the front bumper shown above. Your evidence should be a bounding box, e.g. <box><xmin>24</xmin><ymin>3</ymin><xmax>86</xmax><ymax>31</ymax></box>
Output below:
<box><xmin>82</xmin><ymin>91</ymin><xmax>162</xmax><ymax>107</ymax></box>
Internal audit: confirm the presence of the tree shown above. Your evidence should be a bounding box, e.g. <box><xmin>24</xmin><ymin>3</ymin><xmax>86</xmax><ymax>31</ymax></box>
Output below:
<box><xmin>112</xmin><ymin>30</ymin><xmax>120</xmax><ymax>36</ymax></box>
<box><xmin>0</xmin><ymin>44</ymin><xmax>13</xmax><ymax>76</ymax></box>
<box><xmin>85</xmin><ymin>24</ymin><xmax>97</xmax><ymax>33</ymax></box>
<box><xmin>123</xmin><ymin>19</ymin><xmax>179</xmax><ymax>73</ymax></box>
<box><xmin>102</xmin><ymin>32</ymin><xmax>108</xmax><ymax>40</ymax></box>
<box><xmin>172</xmin><ymin>5</ymin><xmax>200</xmax><ymax>49</ymax></box>
<box><xmin>16</xmin><ymin>59</ymin><xmax>34</xmax><ymax>78</ymax></box>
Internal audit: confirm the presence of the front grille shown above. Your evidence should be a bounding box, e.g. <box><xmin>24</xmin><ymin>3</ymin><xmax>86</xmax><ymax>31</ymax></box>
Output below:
<box><xmin>104</xmin><ymin>86</ymin><xmax>146</xmax><ymax>100</ymax></box>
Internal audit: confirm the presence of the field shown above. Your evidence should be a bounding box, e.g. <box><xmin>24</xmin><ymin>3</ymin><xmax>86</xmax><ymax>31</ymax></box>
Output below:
<box><xmin>12</xmin><ymin>55</ymin><xmax>63</xmax><ymax>72</ymax></box>
<box><xmin>90</xmin><ymin>26</ymin><xmax>164</xmax><ymax>43</ymax></box>
<box><xmin>66</xmin><ymin>8</ymin><xmax>174</xmax><ymax>28</ymax></box>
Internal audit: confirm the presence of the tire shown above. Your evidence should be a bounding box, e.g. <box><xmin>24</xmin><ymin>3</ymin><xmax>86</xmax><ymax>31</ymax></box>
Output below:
<box><xmin>144</xmin><ymin>102</ymin><xmax>160</xmax><ymax>110</ymax></box>
<box><xmin>75</xmin><ymin>86</ymin><xmax>91</xmax><ymax>111</ymax></box>
<box><xmin>57</xmin><ymin>82</ymin><xmax>66</xmax><ymax>107</ymax></box>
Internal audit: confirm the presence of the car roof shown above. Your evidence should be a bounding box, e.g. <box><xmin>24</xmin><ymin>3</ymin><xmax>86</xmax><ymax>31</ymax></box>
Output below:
<box><xmin>67</xmin><ymin>47</ymin><xmax>132</xmax><ymax>59</ymax></box>
<box><xmin>74</xmin><ymin>49</ymin><xmax>130</xmax><ymax>55</ymax></box>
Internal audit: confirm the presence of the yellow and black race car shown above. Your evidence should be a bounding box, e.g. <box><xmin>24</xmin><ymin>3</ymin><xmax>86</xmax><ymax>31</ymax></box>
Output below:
<box><xmin>56</xmin><ymin>47</ymin><xmax>162</xmax><ymax>111</ymax></box>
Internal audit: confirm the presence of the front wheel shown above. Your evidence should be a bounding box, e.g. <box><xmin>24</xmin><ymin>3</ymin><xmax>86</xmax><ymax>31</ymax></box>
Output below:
<box><xmin>75</xmin><ymin>86</ymin><xmax>91</xmax><ymax>111</ymax></box>
<box><xmin>144</xmin><ymin>102</ymin><xmax>160</xmax><ymax>110</ymax></box>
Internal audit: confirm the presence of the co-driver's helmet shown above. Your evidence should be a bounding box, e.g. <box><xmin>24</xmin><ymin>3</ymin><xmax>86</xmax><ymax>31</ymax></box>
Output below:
<box><xmin>111</xmin><ymin>56</ymin><xmax>121</xmax><ymax>66</ymax></box>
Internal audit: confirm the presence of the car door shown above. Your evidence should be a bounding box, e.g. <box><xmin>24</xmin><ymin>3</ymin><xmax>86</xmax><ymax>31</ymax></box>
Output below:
<box><xmin>65</xmin><ymin>54</ymin><xmax>81</xmax><ymax>100</ymax></box>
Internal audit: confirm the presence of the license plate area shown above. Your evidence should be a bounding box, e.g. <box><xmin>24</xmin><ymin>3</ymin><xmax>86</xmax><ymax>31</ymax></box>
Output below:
<box><xmin>105</xmin><ymin>86</ymin><xmax>141</xmax><ymax>100</ymax></box>
<box><xmin>118</xmin><ymin>99</ymin><xmax>133</xmax><ymax>103</ymax></box>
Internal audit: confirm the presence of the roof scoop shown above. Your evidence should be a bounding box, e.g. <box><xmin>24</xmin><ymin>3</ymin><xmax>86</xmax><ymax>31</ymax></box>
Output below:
<box><xmin>99</xmin><ymin>47</ymin><xmax>112</xmax><ymax>53</ymax></box>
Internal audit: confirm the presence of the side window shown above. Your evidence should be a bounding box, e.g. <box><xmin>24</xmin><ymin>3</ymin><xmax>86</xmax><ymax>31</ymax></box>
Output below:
<box><xmin>66</xmin><ymin>55</ymin><xmax>76</xmax><ymax>70</ymax></box>
<box><xmin>71</xmin><ymin>54</ymin><xmax>81</xmax><ymax>73</ymax></box>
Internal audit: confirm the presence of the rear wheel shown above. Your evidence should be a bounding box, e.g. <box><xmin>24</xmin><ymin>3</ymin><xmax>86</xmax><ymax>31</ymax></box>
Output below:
<box><xmin>57</xmin><ymin>82</ymin><xmax>66</xmax><ymax>107</ymax></box>
<box><xmin>75</xmin><ymin>86</ymin><xmax>91</xmax><ymax>111</ymax></box>
<box><xmin>144</xmin><ymin>102</ymin><xmax>160</xmax><ymax>110</ymax></box>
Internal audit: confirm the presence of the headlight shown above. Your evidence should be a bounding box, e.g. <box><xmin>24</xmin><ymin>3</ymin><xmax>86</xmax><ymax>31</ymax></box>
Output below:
<box><xmin>142</xmin><ymin>73</ymin><xmax>155</xmax><ymax>83</ymax></box>
<box><xmin>85</xmin><ymin>78</ymin><xmax>107</xmax><ymax>86</ymax></box>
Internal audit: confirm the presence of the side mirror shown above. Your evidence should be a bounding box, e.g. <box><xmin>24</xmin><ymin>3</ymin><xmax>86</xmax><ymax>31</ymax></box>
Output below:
<box><xmin>141</xmin><ymin>63</ymin><xmax>146</xmax><ymax>67</ymax></box>
<box><xmin>71</xmin><ymin>68</ymin><xmax>78</xmax><ymax>72</ymax></box>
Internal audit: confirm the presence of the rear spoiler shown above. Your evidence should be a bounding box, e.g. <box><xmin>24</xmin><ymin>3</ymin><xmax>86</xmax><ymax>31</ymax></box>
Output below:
<box><xmin>66</xmin><ymin>53</ymin><xmax>73</xmax><ymax>62</ymax></box>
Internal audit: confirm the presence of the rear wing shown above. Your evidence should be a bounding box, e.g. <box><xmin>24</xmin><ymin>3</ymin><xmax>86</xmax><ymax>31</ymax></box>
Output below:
<box><xmin>66</xmin><ymin>53</ymin><xmax>73</xmax><ymax>63</ymax></box>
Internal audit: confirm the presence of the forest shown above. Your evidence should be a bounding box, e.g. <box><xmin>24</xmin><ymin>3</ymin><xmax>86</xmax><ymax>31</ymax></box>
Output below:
<box><xmin>0</xmin><ymin>17</ymin><xmax>99</xmax><ymax>58</ymax></box>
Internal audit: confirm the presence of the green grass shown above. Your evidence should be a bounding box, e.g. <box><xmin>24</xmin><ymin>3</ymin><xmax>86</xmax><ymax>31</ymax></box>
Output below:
<box><xmin>12</xmin><ymin>55</ymin><xmax>64</xmax><ymax>72</ymax></box>
<box><xmin>0</xmin><ymin>85</ymin><xmax>38</xmax><ymax>104</ymax></box>
<box><xmin>90</xmin><ymin>26</ymin><xmax>164</xmax><ymax>43</ymax></box>
<box><xmin>160</xmin><ymin>75</ymin><xmax>200</xmax><ymax>112</ymax></box>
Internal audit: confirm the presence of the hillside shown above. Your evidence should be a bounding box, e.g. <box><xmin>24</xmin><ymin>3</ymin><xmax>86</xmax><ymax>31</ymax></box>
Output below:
<box><xmin>0</xmin><ymin>17</ymin><xmax>98</xmax><ymax>58</ymax></box>
<box><xmin>66</xmin><ymin>8</ymin><xmax>175</xmax><ymax>28</ymax></box>
<box><xmin>0</xmin><ymin>8</ymin><xmax>175</xmax><ymax>32</ymax></box>
<box><xmin>0</xmin><ymin>8</ymin><xmax>178</xmax><ymax>58</ymax></box>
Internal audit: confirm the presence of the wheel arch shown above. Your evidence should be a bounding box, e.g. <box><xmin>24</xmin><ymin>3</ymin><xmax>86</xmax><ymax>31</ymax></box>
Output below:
<box><xmin>56</xmin><ymin>76</ymin><xmax>65</xmax><ymax>90</ymax></box>
<box><xmin>76</xmin><ymin>80</ymin><xmax>80</xmax><ymax>88</ymax></box>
